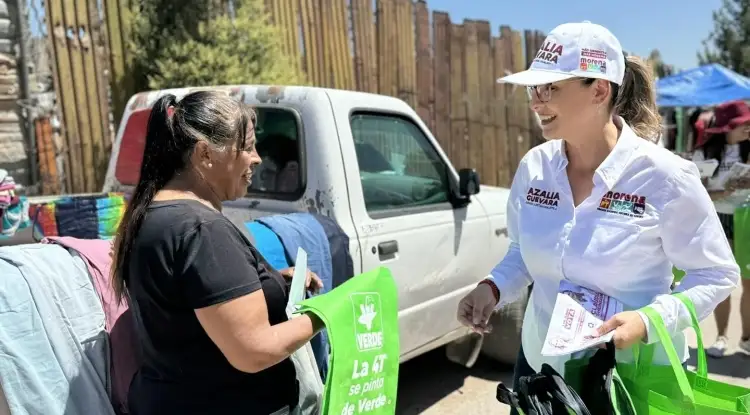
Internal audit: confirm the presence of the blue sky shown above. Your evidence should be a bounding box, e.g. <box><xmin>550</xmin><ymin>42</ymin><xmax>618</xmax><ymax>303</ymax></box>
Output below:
<box><xmin>29</xmin><ymin>0</ymin><xmax>722</xmax><ymax>72</ymax></box>
<box><xmin>428</xmin><ymin>0</ymin><xmax>723</xmax><ymax>71</ymax></box>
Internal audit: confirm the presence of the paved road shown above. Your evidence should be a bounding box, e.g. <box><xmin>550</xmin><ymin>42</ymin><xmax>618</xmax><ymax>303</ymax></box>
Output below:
<box><xmin>397</xmin><ymin>349</ymin><xmax>514</xmax><ymax>415</ymax></box>
<box><xmin>397</xmin><ymin>284</ymin><xmax>749</xmax><ymax>414</ymax></box>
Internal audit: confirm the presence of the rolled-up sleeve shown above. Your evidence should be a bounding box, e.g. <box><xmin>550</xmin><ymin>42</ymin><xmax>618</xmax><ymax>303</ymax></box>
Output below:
<box><xmin>639</xmin><ymin>162</ymin><xmax>740</xmax><ymax>344</ymax></box>
<box><xmin>488</xmin><ymin>159</ymin><xmax>534</xmax><ymax>308</ymax></box>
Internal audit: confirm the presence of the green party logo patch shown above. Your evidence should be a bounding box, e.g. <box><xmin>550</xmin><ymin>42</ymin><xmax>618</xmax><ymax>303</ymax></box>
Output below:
<box><xmin>351</xmin><ymin>292</ymin><xmax>384</xmax><ymax>351</ymax></box>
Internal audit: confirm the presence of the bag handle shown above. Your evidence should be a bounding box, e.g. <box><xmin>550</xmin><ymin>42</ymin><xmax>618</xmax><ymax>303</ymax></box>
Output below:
<box><xmin>639</xmin><ymin>306</ymin><xmax>696</xmax><ymax>406</ymax></box>
<box><xmin>634</xmin><ymin>293</ymin><xmax>707</xmax><ymax>378</ymax></box>
<box><xmin>611</xmin><ymin>368</ymin><xmax>637</xmax><ymax>415</ymax></box>
<box><xmin>673</xmin><ymin>292</ymin><xmax>708</xmax><ymax>377</ymax></box>
<box><xmin>496</xmin><ymin>383</ymin><xmax>523</xmax><ymax>412</ymax></box>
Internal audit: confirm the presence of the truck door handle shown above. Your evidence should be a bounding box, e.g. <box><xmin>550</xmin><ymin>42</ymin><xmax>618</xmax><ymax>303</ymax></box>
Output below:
<box><xmin>378</xmin><ymin>240</ymin><xmax>399</xmax><ymax>256</ymax></box>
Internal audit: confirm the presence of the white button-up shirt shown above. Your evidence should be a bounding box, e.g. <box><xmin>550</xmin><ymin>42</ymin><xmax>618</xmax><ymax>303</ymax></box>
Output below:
<box><xmin>489</xmin><ymin>118</ymin><xmax>740</xmax><ymax>375</ymax></box>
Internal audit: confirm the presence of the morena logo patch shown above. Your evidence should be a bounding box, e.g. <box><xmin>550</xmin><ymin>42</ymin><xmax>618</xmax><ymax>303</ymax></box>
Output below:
<box><xmin>598</xmin><ymin>191</ymin><xmax>646</xmax><ymax>217</ymax></box>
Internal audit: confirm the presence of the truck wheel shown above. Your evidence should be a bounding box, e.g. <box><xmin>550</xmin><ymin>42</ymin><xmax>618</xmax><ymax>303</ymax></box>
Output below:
<box><xmin>480</xmin><ymin>287</ymin><xmax>530</xmax><ymax>365</ymax></box>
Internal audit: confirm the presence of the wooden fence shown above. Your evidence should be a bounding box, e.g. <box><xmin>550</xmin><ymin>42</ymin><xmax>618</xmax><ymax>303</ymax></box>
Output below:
<box><xmin>265</xmin><ymin>0</ymin><xmax>546</xmax><ymax>187</ymax></box>
<box><xmin>44</xmin><ymin>0</ymin><xmax>116</xmax><ymax>194</ymax></box>
<box><xmin>42</xmin><ymin>0</ymin><xmax>546</xmax><ymax>193</ymax></box>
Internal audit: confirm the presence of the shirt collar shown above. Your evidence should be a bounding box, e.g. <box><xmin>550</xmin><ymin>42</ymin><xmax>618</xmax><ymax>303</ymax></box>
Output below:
<box><xmin>553</xmin><ymin>116</ymin><xmax>642</xmax><ymax>189</ymax></box>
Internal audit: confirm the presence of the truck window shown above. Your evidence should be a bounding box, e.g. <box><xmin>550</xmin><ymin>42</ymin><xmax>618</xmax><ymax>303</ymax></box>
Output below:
<box><xmin>350</xmin><ymin>112</ymin><xmax>450</xmax><ymax>214</ymax></box>
<box><xmin>114</xmin><ymin>106</ymin><xmax>303</xmax><ymax>198</ymax></box>
<box><xmin>247</xmin><ymin>107</ymin><xmax>304</xmax><ymax>198</ymax></box>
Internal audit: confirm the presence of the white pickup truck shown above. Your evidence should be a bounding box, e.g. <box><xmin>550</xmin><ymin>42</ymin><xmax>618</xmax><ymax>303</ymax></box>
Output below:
<box><xmin>30</xmin><ymin>85</ymin><xmax>528</xmax><ymax>365</ymax></box>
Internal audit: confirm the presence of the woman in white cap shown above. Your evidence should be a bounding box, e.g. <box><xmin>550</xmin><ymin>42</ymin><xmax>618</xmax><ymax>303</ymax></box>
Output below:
<box><xmin>456</xmin><ymin>21</ymin><xmax>739</xmax><ymax>412</ymax></box>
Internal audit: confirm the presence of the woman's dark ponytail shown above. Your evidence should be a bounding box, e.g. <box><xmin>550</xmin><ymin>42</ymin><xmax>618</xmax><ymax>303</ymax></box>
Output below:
<box><xmin>111</xmin><ymin>94</ymin><xmax>178</xmax><ymax>304</ymax></box>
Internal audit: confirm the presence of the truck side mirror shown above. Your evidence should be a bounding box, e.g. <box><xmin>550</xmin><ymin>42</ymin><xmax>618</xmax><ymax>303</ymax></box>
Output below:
<box><xmin>458</xmin><ymin>168</ymin><xmax>480</xmax><ymax>197</ymax></box>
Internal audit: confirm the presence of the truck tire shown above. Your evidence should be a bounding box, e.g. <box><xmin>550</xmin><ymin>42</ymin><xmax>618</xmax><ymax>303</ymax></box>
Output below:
<box><xmin>480</xmin><ymin>287</ymin><xmax>530</xmax><ymax>365</ymax></box>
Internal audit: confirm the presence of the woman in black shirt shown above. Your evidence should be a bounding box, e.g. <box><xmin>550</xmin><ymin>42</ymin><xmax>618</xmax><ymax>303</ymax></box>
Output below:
<box><xmin>110</xmin><ymin>91</ymin><xmax>324</xmax><ymax>414</ymax></box>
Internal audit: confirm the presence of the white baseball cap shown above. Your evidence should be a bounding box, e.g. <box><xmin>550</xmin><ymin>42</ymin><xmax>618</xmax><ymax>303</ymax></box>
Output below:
<box><xmin>497</xmin><ymin>21</ymin><xmax>625</xmax><ymax>87</ymax></box>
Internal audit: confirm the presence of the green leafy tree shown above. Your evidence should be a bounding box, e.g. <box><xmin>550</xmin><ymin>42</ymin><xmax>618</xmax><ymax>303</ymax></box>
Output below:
<box><xmin>127</xmin><ymin>0</ymin><xmax>303</xmax><ymax>92</ymax></box>
<box><xmin>698</xmin><ymin>0</ymin><xmax>750</xmax><ymax>75</ymax></box>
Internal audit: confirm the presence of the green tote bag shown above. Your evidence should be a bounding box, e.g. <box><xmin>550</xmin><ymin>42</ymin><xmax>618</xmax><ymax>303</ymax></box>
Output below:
<box><xmin>296</xmin><ymin>266</ymin><xmax>400</xmax><ymax>415</ymax></box>
<box><xmin>617</xmin><ymin>293</ymin><xmax>750</xmax><ymax>414</ymax></box>
<box><xmin>734</xmin><ymin>203</ymin><xmax>750</xmax><ymax>278</ymax></box>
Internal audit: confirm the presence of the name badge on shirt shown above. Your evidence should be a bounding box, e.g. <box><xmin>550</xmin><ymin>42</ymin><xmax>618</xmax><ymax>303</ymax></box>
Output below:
<box><xmin>525</xmin><ymin>187</ymin><xmax>560</xmax><ymax>210</ymax></box>
<box><xmin>598</xmin><ymin>191</ymin><xmax>647</xmax><ymax>218</ymax></box>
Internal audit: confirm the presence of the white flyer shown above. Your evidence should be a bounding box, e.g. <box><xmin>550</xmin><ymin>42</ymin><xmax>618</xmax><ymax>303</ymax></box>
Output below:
<box><xmin>541</xmin><ymin>280</ymin><xmax>623</xmax><ymax>357</ymax></box>
<box><xmin>718</xmin><ymin>162</ymin><xmax>750</xmax><ymax>189</ymax></box>
<box><xmin>285</xmin><ymin>247</ymin><xmax>308</xmax><ymax>316</ymax></box>
<box><xmin>694</xmin><ymin>159</ymin><xmax>719</xmax><ymax>178</ymax></box>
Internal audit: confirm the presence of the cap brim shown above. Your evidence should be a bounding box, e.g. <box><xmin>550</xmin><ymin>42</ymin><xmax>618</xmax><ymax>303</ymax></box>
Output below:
<box><xmin>496</xmin><ymin>69</ymin><xmax>576</xmax><ymax>86</ymax></box>
<box><xmin>705</xmin><ymin>114</ymin><xmax>750</xmax><ymax>133</ymax></box>
<box><xmin>732</xmin><ymin>114</ymin><xmax>750</xmax><ymax>128</ymax></box>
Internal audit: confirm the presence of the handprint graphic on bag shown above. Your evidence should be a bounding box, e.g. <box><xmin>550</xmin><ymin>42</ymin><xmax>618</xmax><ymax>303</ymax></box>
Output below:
<box><xmin>358</xmin><ymin>296</ymin><xmax>377</xmax><ymax>331</ymax></box>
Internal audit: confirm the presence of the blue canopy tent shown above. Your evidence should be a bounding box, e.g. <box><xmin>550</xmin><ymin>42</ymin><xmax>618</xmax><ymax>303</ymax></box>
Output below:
<box><xmin>656</xmin><ymin>63</ymin><xmax>750</xmax><ymax>152</ymax></box>
<box><xmin>656</xmin><ymin>63</ymin><xmax>750</xmax><ymax>107</ymax></box>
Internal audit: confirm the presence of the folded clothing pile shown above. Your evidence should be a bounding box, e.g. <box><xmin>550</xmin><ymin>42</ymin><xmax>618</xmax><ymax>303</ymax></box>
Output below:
<box><xmin>0</xmin><ymin>169</ymin><xmax>30</xmax><ymax>238</ymax></box>
<box><xmin>55</xmin><ymin>197</ymin><xmax>100</xmax><ymax>239</ymax></box>
<box><xmin>0</xmin><ymin>169</ymin><xmax>15</xmax><ymax>207</ymax></box>
<box><xmin>30</xmin><ymin>203</ymin><xmax>58</xmax><ymax>237</ymax></box>
<box><xmin>96</xmin><ymin>194</ymin><xmax>127</xmax><ymax>239</ymax></box>
<box><xmin>30</xmin><ymin>193</ymin><xmax>127</xmax><ymax>240</ymax></box>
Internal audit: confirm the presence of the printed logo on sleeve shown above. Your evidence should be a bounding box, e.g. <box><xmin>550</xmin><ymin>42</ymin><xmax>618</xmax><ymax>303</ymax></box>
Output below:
<box><xmin>526</xmin><ymin>187</ymin><xmax>560</xmax><ymax>209</ymax></box>
<box><xmin>579</xmin><ymin>48</ymin><xmax>607</xmax><ymax>74</ymax></box>
<box><xmin>534</xmin><ymin>41</ymin><xmax>564</xmax><ymax>65</ymax></box>
<box><xmin>351</xmin><ymin>293</ymin><xmax>384</xmax><ymax>351</ymax></box>
<box><xmin>598</xmin><ymin>191</ymin><xmax>646</xmax><ymax>217</ymax></box>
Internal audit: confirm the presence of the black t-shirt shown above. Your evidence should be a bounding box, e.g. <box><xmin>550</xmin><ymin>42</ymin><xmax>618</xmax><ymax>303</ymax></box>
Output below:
<box><xmin>125</xmin><ymin>199</ymin><xmax>298</xmax><ymax>415</ymax></box>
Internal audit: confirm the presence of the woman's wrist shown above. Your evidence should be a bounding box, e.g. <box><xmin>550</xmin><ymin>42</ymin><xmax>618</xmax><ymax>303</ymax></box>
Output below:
<box><xmin>478</xmin><ymin>279</ymin><xmax>500</xmax><ymax>304</ymax></box>
<box><xmin>305</xmin><ymin>312</ymin><xmax>325</xmax><ymax>333</ymax></box>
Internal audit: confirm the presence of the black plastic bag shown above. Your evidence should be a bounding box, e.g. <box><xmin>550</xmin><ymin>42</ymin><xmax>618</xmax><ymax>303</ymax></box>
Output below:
<box><xmin>496</xmin><ymin>363</ymin><xmax>591</xmax><ymax>415</ymax></box>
